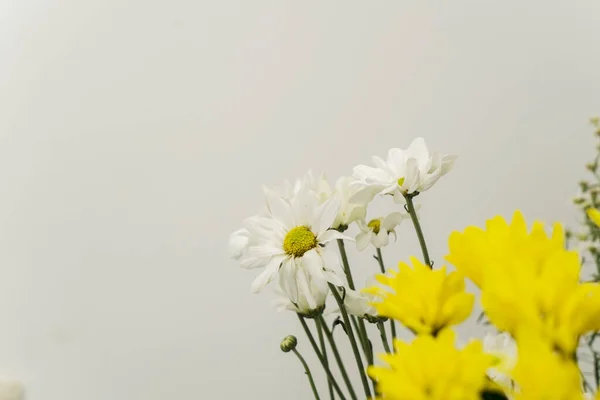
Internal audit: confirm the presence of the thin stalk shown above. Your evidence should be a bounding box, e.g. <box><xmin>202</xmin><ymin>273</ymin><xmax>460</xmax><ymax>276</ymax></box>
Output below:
<box><xmin>329</xmin><ymin>284</ymin><xmax>372</xmax><ymax>399</ymax></box>
<box><xmin>316</xmin><ymin>318</ymin><xmax>335</xmax><ymax>400</ymax></box>
<box><xmin>318</xmin><ymin>316</ymin><xmax>358</xmax><ymax>400</ymax></box>
<box><xmin>337</xmin><ymin>239</ymin><xmax>356</xmax><ymax>290</ymax></box>
<box><xmin>292</xmin><ymin>348</ymin><xmax>321</xmax><ymax>400</ymax></box>
<box><xmin>377</xmin><ymin>321</ymin><xmax>392</xmax><ymax>353</ymax></box>
<box><xmin>297</xmin><ymin>314</ymin><xmax>347</xmax><ymax>400</ymax></box>
<box><xmin>404</xmin><ymin>193</ymin><xmax>432</xmax><ymax>267</ymax></box>
<box><xmin>594</xmin><ymin>352</ymin><xmax>600</xmax><ymax>389</ymax></box>
<box><xmin>337</xmin><ymin>239</ymin><xmax>371</xmax><ymax>360</ymax></box>
<box><xmin>376</xmin><ymin>248</ymin><xmax>397</xmax><ymax>343</ymax></box>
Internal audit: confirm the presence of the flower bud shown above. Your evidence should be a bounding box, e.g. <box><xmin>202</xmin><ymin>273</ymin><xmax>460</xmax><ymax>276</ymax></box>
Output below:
<box><xmin>280</xmin><ymin>335</ymin><xmax>298</xmax><ymax>353</ymax></box>
<box><xmin>573</xmin><ymin>197</ymin><xmax>587</xmax><ymax>205</ymax></box>
<box><xmin>580</xmin><ymin>181</ymin><xmax>590</xmax><ymax>192</ymax></box>
<box><xmin>587</xmin><ymin>163</ymin><xmax>598</xmax><ymax>172</ymax></box>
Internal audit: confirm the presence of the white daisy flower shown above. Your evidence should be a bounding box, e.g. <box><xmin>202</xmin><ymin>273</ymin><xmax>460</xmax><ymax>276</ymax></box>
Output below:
<box><xmin>238</xmin><ymin>187</ymin><xmax>348</xmax><ymax>308</ymax></box>
<box><xmin>331</xmin><ymin>176</ymin><xmax>367</xmax><ymax>230</ymax></box>
<box><xmin>263</xmin><ymin>171</ymin><xmax>366</xmax><ymax>231</ymax></box>
<box><xmin>350</xmin><ymin>137</ymin><xmax>457</xmax><ymax>204</ymax></box>
<box><xmin>355</xmin><ymin>212</ymin><xmax>405</xmax><ymax>251</ymax></box>
<box><xmin>0</xmin><ymin>377</ymin><xmax>24</xmax><ymax>400</ymax></box>
<box><xmin>273</xmin><ymin>278</ymin><xmax>328</xmax><ymax>318</ymax></box>
<box><xmin>341</xmin><ymin>288</ymin><xmax>378</xmax><ymax>318</ymax></box>
<box><xmin>483</xmin><ymin>332</ymin><xmax>517</xmax><ymax>389</ymax></box>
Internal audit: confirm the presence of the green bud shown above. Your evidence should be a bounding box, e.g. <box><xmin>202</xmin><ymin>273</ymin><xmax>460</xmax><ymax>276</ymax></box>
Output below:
<box><xmin>573</xmin><ymin>197</ymin><xmax>587</xmax><ymax>205</ymax></box>
<box><xmin>280</xmin><ymin>335</ymin><xmax>298</xmax><ymax>353</ymax></box>
<box><xmin>586</xmin><ymin>163</ymin><xmax>598</xmax><ymax>172</ymax></box>
<box><xmin>580</xmin><ymin>181</ymin><xmax>590</xmax><ymax>192</ymax></box>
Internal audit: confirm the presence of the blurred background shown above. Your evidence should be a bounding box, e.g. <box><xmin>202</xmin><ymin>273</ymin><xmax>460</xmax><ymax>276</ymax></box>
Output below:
<box><xmin>1</xmin><ymin>1</ymin><xmax>599</xmax><ymax>399</ymax></box>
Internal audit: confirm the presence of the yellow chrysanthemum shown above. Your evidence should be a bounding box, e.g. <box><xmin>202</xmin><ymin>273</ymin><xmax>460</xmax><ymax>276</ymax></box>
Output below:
<box><xmin>446</xmin><ymin>210</ymin><xmax>565</xmax><ymax>289</ymax></box>
<box><xmin>587</xmin><ymin>207</ymin><xmax>600</xmax><ymax>227</ymax></box>
<box><xmin>368</xmin><ymin>329</ymin><xmax>494</xmax><ymax>400</ymax></box>
<box><xmin>364</xmin><ymin>256</ymin><xmax>474</xmax><ymax>335</ymax></box>
<box><xmin>510</xmin><ymin>329</ymin><xmax>583</xmax><ymax>400</ymax></box>
<box><xmin>445</xmin><ymin>210</ymin><xmax>600</xmax><ymax>354</ymax></box>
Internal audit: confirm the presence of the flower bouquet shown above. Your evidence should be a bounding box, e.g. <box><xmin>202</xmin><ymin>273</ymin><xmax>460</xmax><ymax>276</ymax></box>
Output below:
<box><xmin>229</xmin><ymin>122</ymin><xmax>600</xmax><ymax>400</ymax></box>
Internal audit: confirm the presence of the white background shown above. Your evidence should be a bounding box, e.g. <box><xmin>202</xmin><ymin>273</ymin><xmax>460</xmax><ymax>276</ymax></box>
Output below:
<box><xmin>1</xmin><ymin>1</ymin><xmax>599</xmax><ymax>399</ymax></box>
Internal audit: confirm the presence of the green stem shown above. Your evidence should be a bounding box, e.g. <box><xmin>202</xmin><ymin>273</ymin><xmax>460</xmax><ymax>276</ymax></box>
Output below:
<box><xmin>404</xmin><ymin>194</ymin><xmax>432</xmax><ymax>268</ymax></box>
<box><xmin>337</xmin><ymin>239</ymin><xmax>372</xmax><ymax>361</ymax></box>
<box><xmin>376</xmin><ymin>248</ymin><xmax>397</xmax><ymax>343</ymax></box>
<box><xmin>337</xmin><ymin>239</ymin><xmax>356</xmax><ymax>290</ymax></box>
<box><xmin>316</xmin><ymin>318</ymin><xmax>335</xmax><ymax>400</ymax></box>
<box><xmin>329</xmin><ymin>284</ymin><xmax>372</xmax><ymax>399</ymax></box>
<box><xmin>377</xmin><ymin>321</ymin><xmax>392</xmax><ymax>353</ymax></box>
<box><xmin>292</xmin><ymin>348</ymin><xmax>322</xmax><ymax>400</ymax></box>
<box><xmin>297</xmin><ymin>314</ymin><xmax>347</xmax><ymax>400</ymax></box>
<box><xmin>318</xmin><ymin>316</ymin><xmax>358</xmax><ymax>400</ymax></box>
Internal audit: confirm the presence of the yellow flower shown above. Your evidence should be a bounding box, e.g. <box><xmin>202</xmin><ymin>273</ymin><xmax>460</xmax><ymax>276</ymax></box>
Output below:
<box><xmin>511</xmin><ymin>329</ymin><xmax>582</xmax><ymax>400</ymax></box>
<box><xmin>446</xmin><ymin>210</ymin><xmax>565</xmax><ymax>289</ymax></box>
<box><xmin>587</xmin><ymin>207</ymin><xmax>600</xmax><ymax>227</ymax></box>
<box><xmin>368</xmin><ymin>329</ymin><xmax>493</xmax><ymax>400</ymax></box>
<box><xmin>446</xmin><ymin>210</ymin><xmax>600</xmax><ymax>354</ymax></box>
<box><xmin>364</xmin><ymin>256</ymin><xmax>474</xmax><ymax>335</ymax></box>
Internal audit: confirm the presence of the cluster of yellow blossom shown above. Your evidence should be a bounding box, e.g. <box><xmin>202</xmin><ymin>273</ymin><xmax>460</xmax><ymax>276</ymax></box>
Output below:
<box><xmin>367</xmin><ymin>210</ymin><xmax>600</xmax><ymax>400</ymax></box>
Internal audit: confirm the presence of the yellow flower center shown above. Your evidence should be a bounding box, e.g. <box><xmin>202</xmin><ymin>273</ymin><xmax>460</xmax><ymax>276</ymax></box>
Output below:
<box><xmin>397</xmin><ymin>177</ymin><xmax>405</xmax><ymax>186</ymax></box>
<box><xmin>368</xmin><ymin>219</ymin><xmax>381</xmax><ymax>234</ymax></box>
<box><xmin>283</xmin><ymin>226</ymin><xmax>317</xmax><ymax>257</ymax></box>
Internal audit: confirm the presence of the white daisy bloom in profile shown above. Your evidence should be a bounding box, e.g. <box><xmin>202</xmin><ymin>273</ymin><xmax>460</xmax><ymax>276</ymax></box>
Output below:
<box><xmin>355</xmin><ymin>212</ymin><xmax>406</xmax><ymax>251</ymax></box>
<box><xmin>351</xmin><ymin>137</ymin><xmax>457</xmax><ymax>204</ymax></box>
<box><xmin>483</xmin><ymin>332</ymin><xmax>517</xmax><ymax>389</ymax></box>
<box><xmin>0</xmin><ymin>377</ymin><xmax>24</xmax><ymax>400</ymax></box>
<box><xmin>341</xmin><ymin>288</ymin><xmax>379</xmax><ymax>318</ymax></box>
<box><xmin>273</xmin><ymin>278</ymin><xmax>329</xmax><ymax>318</ymax></box>
<box><xmin>263</xmin><ymin>172</ymin><xmax>366</xmax><ymax>231</ymax></box>
<box><xmin>331</xmin><ymin>176</ymin><xmax>367</xmax><ymax>230</ymax></box>
<box><xmin>238</xmin><ymin>187</ymin><xmax>348</xmax><ymax>308</ymax></box>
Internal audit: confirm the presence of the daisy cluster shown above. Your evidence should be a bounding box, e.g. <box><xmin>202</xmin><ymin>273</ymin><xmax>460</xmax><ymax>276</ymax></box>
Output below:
<box><xmin>228</xmin><ymin>137</ymin><xmax>455</xmax><ymax>319</ymax></box>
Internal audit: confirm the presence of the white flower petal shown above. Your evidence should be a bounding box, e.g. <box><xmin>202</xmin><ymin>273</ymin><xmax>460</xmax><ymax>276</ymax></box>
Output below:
<box><xmin>228</xmin><ymin>228</ymin><xmax>249</xmax><ymax>259</ymax></box>
<box><xmin>297</xmin><ymin>266</ymin><xmax>317</xmax><ymax>309</ymax></box>
<box><xmin>266</xmin><ymin>194</ymin><xmax>294</xmax><ymax>228</ymax></box>
<box><xmin>278</xmin><ymin>259</ymin><xmax>298</xmax><ymax>304</ymax></box>
<box><xmin>372</xmin><ymin>229</ymin><xmax>389</xmax><ymax>248</ymax></box>
<box><xmin>386</xmin><ymin>148</ymin><xmax>407</xmax><ymax>175</ymax></box>
<box><xmin>382</xmin><ymin>212</ymin><xmax>403</xmax><ymax>230</ymax></box>
<box><xmin>352</xmin><ymin>165</ymin><xmax>391</xmax><ymax>184</ymax></box>
<box><xmin>441</xmin><ymin>154</ymin><xmax>458</xmax><ymax>175</ymax></box>
<box><xmin>247</xmin><ymin>244</ymin><xmax>284</xmax><ymax>260</ymax></box>
<box><xmin>356</xmin><ymin>232</ymin><xmax>371</xmax><ymax>251</ymax></box>
<box><xmin>321</xmin><ymin>247</ymin><xmax>343</xmax><ymax>274</ymax></box>
<box><xmin>392</xmin><ymin>190</ymin><xmax>405</xmax><ymax>204</ymax></box>
<box><xmin>318</xmin><ymin>230</ymin><xmax>353</xmax><ymax>243</ymax></box>
<box><xmin>240</xmin><ymin>256</ymin><xmax>267</xmax><ymax>269</ymax></box>
<box><xmin>250</xmin><ymin>255</ymin><xmax>285</xmax><ymax>293</ymax></box>
<box><xmin>349</xmin><ymin>185</ymin><xmax>382</xmax><ymax>204</ymax></box>
<box><xmin>401</xmin><ymin>157</ymin><xmax>420</xmax><ymax>194</ymax></box>
<box><xmin>406</xmin><ymin>137</ymin><xmax>430</xmax><ymax>168</ymax></box>
<box><xmin>314</xmin><ymin>198</ymin><xmax>340</xmax><ymax>235</ymax></box>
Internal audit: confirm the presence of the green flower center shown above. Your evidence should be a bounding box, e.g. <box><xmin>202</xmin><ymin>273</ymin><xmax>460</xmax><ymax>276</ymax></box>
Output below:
<box><xmin>283</xmin><ymin>226</ymin><xmax>317</xmax><ymax>257</ymax></box>
<box><xmin>397</xmin><ymin>177</ymin><xmax>405</xmax><ymax>186</ymax></box>
<box><xmin>367</xmin><ymin>219</ymin><xmax>381</xmax><ymax>234</ymax></box>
